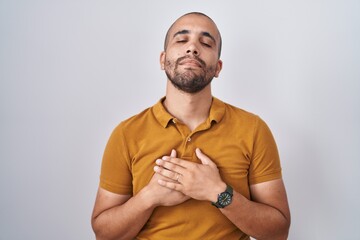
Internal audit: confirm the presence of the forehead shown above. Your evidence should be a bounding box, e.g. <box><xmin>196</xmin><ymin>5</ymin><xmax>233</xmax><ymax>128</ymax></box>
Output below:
<box><xmin>169</xmin><ymin>14</ymin><xmax>220</xmax><ymax>41</ymax></box>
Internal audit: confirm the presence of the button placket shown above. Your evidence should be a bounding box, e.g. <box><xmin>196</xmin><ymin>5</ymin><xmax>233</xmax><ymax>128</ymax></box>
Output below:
<box><xmin>181</xmin><ymin>134</ymin><xmax>193</xmax><ymax>159</ymax></box>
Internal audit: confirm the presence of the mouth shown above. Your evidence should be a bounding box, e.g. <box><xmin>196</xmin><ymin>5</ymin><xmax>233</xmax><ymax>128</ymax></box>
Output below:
<box><xmin>179</xmin><ymin>59</ymin><xmax>202</xmax><ymax>68</ymax></box>
<box><xmin>177</xmin><ymin>57</ymin><xmax>205</xmax><ymax>69</ymax></box>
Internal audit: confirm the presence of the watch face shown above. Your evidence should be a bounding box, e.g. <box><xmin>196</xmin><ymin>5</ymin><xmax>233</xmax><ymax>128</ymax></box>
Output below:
<box><xmin>219</xmin><ymin>192</ymin><xmax>232</xmax><ymax>207</ymax></box>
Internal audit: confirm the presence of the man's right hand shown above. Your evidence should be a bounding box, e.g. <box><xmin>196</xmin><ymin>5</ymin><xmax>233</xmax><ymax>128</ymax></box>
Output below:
<box><xmin>140</xmin><ymin>149</ymin><xmax>190</xmax><ymax>207</ymax></box>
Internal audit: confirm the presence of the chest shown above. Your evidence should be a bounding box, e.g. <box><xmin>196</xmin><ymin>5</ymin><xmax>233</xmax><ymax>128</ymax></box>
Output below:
<box><xmin>129</xmin><ymin>124</ymin><xmax>254</xmax><ymax>198</ymax></box>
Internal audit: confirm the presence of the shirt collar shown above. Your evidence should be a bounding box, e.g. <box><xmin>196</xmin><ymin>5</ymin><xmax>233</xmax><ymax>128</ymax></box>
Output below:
<box><xmin>152</xmin><ymin>96</ymin><xmax>225</xmax><ymax>128</ymax></box>
<box><xmin>209</xmin><ymin>97</ymin><xmax>226</xmax><ymax>124</ymax></box>
<box><xmin>152</xmin><ymin>97</ymin><xmax>174</xmax><ymax>128</ymax></box>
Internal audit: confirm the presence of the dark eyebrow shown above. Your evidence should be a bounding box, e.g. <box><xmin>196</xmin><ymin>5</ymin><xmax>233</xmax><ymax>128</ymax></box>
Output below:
<box><xmin>173</xmin><ymin>29</ymin><xmax>190</xmax><ymax>38</ymax></box>
<box><xmin>201</xmin><ymin>31</ymin><xmax>216</xmax><ymax>44</ymax></box>
<box><xmin>173</xmin><ymin>30</ymin><xmax>217</xmax><ymax>44</ymax></box>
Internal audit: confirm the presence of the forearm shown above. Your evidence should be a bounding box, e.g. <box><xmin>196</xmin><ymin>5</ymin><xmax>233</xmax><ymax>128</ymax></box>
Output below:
<box><xmin>220</xmin><ymin>191</ymin><xmax>290</xmax><ymax>240</ymax></box>
<box><xmin>92</xmin><ymin>190</ymin><xmax>155</xmax><ymax>240</ymax></box>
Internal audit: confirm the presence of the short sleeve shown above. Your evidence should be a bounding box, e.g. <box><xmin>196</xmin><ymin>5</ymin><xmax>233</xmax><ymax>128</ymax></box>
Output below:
<box><xmin>99</xmin><ymin>123</ymin><xmax>133</xmax><ymax>194</ymax></box>
<box><xmin>248</xmin><ymin>117</ymin><xmax>282</xmax><ymax>185</ymax></box>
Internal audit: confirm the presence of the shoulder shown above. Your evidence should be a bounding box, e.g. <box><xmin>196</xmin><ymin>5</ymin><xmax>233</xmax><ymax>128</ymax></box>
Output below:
<box><xmin>112</xmin><ymin>106</ymin><xmax>154</xmax><ymax>136</ymax></box>
<box><xmin>220</xmin><ymin>99</ymin><xmax>261</xmax><ymax>125</ymax></box>
<box><xmin>214</xmin><ymin>98</ymin><xmax>274</xmax><ymax>139</ymax></box>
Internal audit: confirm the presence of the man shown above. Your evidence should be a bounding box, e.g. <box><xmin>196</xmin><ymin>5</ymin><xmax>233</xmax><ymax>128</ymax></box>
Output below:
<box><xmin>91</xmin><ymin>12</ymin><xmax>291</xmax><ymax>240</ymax></box>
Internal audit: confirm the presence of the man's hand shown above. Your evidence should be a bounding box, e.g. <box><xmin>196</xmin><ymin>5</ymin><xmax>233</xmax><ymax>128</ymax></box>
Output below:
<box><xmin>142</xmin><ymin>149</ymin><xmax>190</xmax><ymax>207</ymax></box>
<box><xmin>154</xmin><ymin>148</ymin><xmax>226</xmax><ymax>202</ymax></box>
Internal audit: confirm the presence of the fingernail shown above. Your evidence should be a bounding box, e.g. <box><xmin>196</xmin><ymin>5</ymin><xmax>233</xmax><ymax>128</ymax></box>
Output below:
<box><xmin>156</xmin><ymin>159</ymin><xmax>162</xmax><ymax>164</ymax></box>
<box><xmin>162</xmin><ymin>156</ymin><xmax>169</xmax><ymax>160</ymax></box>
<box><xmin>154</xmin><ymin>166</ymin><xmax>159</xmax><ymax>172</ymax></box>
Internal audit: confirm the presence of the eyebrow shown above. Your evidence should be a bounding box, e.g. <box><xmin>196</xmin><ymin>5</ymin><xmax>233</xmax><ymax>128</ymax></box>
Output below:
<box><xmin>173</xmin><ymin>29</ymin><xmax>216</xmax><ymax>44</ymax></box>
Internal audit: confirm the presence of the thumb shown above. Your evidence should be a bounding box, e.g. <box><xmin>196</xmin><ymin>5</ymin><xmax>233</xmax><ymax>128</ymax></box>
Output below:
<box><xmin>195</xmin><ymin>148</ymin><xmax>215</xmax><ymax>166</ymax></box>
<box><xmin>170</xmin><ymin>149</ymin><xmax>177</xmax><ymax>158</ymax></box>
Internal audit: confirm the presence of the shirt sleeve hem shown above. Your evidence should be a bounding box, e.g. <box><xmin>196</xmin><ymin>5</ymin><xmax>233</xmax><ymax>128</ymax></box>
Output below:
<box><xmin>99</xmin><ymin>179</ymin><xmax>132</xmax><ymax>195</ymax></box>
<box><xmin>249</xmin><ymin>170</ymin><xmax>282</xmax><ymax>185</ymax></box>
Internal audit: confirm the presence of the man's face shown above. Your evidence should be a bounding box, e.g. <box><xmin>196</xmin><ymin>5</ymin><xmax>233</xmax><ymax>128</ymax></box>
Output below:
<box><xmin>160</xmin><ymin>14</ymin><xmax>223</xmax><ymax>94</ymax></box>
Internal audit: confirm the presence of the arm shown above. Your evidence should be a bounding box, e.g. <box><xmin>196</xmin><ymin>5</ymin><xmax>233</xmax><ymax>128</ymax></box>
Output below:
<box><xmin>91</xmin><ymin>187</ymin><xmax>154</xmax><ymax>240</ymax></box>
<box><xmin>92</xmin><ymin>150</ymin><xmax>189</xmax><ymax>240</ymax></box>
<box><xmin>155</xmin><ymin>148</ymin><xmax>290</xmax><ymax>239</ymax></box>
<box><xmin>219</xmin><ymin>179</ymin><xmax>290</xmax><ymax>239</ymax></box>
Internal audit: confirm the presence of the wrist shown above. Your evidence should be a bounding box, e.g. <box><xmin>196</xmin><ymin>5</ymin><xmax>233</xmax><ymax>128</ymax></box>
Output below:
<box><xmin>210</xmin><ymin>181</ymin><xmax>227</xmax><ymax>202</ymax></box>
<box><xmin>137</xmin><ymin>186</ymin><xmax>158</xmax><ymax>210</ymax></box>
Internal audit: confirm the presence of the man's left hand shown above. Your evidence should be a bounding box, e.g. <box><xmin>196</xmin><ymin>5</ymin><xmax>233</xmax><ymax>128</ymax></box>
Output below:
<box><xmin>154</xmin><ymin>148</ymin><xmax>226</xmax><ymax>202</ymax></box>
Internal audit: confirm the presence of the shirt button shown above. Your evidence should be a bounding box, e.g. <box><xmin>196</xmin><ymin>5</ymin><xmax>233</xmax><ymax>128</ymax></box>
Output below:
<box><xmin>187</xmin><ymin>137</ymin><xmax>191</xmax><ymax>142</ymax></box>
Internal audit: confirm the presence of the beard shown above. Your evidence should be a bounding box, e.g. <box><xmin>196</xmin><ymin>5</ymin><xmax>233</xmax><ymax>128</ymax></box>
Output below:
<box><xmin>164</xmin><ymin>55</ymin><xmax>217</xmax><ymax>94</ymax></box>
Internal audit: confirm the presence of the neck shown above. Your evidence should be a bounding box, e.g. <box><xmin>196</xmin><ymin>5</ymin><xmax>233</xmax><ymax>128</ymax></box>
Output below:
<box><xmin>163</xmin><ymin>80</ymin><xmax>213</xmax><ymax>131</ymax></box>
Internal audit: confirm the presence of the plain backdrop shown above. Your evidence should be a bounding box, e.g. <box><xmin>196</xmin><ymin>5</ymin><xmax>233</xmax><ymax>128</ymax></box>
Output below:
<box><xmin>1</xmin><ymin>1</ymin><xmax>359</xmax><ymax>239</ymax></box>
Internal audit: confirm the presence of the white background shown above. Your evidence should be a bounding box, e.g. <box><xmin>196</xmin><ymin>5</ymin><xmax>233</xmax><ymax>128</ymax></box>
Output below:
<box><xmin>1</xmin><ymin>1</ymin><xmax>359</xmax><ymax>239</ymax></box>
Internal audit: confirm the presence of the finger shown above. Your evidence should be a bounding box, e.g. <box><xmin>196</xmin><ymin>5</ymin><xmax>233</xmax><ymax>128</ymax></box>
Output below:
<box><xmin>156</xmin><ymin>159</ymin><xmax>186</xmax><ymax>175</ymax></box>
<box><xmin>154</xmin><ymin>165</ymin><xmax>180</xmax><ymax>180</ymax></box>
<box><xmin>195</xmin><ymin>148</ymin><xmax>216</xmax><ymax>167</ymax></box>
<box><xmin>158</xmin><ymin>179</ymin><xmax>183</xmax><ymax>191</ymax></box>
<box><xmin>152</xmin><ymin>172</ymin><xmax>176</xmax><ymax>183</ymax></box>
<box><xmin>162</xmin><ymin>156</ymin><xmax>194</xmax><ymax>169</ymax></box>
<box><xmin>170</xmin><ymin>149</ymin><xmax>177</xmax><ymax>158</ymax></box>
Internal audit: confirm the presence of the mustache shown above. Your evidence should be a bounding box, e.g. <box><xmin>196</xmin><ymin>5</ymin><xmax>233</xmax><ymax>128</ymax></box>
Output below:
<box><xmin>176</xmin><ymin>56</ymin><xmax>206</xmax><ymax>68</ymax></box>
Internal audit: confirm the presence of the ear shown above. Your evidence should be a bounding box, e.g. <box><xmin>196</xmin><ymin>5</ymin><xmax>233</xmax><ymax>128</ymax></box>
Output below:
<box><xmin>214</xmin><ymin>59</ymin><xmax>223</xmax><ymax>78</ymax></box>
<box><xmin>160</xmin><ymin>51</ymin><xmax>166</xmax><ymax>70</ymax></box>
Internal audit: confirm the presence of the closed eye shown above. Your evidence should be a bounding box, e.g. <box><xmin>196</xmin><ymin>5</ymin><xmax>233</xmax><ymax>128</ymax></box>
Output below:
<box><xmin>201</xmin><ymin>42</ymin><xmax>212</xmax><ymax>48</ymax></box>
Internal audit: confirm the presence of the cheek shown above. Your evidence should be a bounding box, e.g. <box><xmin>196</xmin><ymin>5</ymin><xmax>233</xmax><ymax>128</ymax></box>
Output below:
<box><xmin>166</xmin><ymin>47</ymin><xmax>183</xmax><ymax>59</ymax></box>
<box><xmin>165</xmin><ymin>60</ymin><xmax>173</xmax><ymax>68</ymax></box>
<box><xmin>164</xmin><ymin>54</ymin><xmax>179</xmax><ymax>67</ymax></box>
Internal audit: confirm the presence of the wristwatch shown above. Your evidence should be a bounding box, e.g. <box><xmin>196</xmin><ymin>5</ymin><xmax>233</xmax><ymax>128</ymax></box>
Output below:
<box><xmin>212</xmin><ymin>184</ymin><xmax>233</xmax><ymax>208</ymax></box>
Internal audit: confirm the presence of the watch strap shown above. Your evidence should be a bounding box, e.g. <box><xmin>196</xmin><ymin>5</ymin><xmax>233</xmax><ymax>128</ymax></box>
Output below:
<box><xmin>211</xmin><ymin>184</ymin><xmax>233</xmax><ymax>208</ymax></box>
<box><xmin>225</xmin><ymin>184</ymin><xmax>233</xmax><ymax>195</ymax></box>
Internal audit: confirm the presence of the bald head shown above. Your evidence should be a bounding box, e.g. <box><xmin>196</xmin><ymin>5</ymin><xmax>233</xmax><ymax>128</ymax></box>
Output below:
<box><xmin>163</xmin><ymin>12</ymin><xmax>222</xmax><ymax>58</ymax></box>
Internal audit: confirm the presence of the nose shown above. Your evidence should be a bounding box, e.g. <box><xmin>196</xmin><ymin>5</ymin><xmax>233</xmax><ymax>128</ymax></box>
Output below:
<box><xmin>186</xmin><ymin>43</ymin><xmax>199</xmax><ymax>56</ymax></box>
